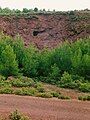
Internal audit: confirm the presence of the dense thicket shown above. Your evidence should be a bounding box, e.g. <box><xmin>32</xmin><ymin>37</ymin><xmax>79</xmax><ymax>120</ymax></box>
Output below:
<box><xmin>0</xmin><ymin>7</ymin><xmax>52</xmax><ymax>15</ymax></box>
<box><xmin>0</xmin><ymin>7</ymin><xmax>90</xmax><ymax>16</ymax></box>
<box><xmin>0</xmin><ymin>32</ymin><xmax>90</xmax><ymax>91</ymax></box>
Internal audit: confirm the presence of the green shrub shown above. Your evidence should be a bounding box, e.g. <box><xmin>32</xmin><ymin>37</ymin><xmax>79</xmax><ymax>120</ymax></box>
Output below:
<box><xmin>12</xmin><ymin>35</ymin><xmax>25</xmax><ymax>70</ymax></box>
<box><xmin>0</xmin><ymin>45</ymin><xmax>19</xmax><ymax>77</ymax></box>
<box><xmin>14</xmin><ymin>89</ymin><xmax>23</xmax><ymax>95</ymax></box>
<box><xmin>0</xmin><ymin>75</ymin><xmax>6</xmax><ymax>81</ymax></box>
<box><xmin>78</xmin><ymin>96</ymin><xmax>90</xmax><ymax>101</ymax></box>
<box><xmin>22</xmin><ymin>88</ymin><xmax>37</xmax><ymax>96</ymax></box>
<box><xmin>35</xmin><ymin>82</ymin><xmax>45</xmax><ymax>93</ymax></box>
<box><xmin>78</xmin><ymin>96</ymin><xmax>83</xmax><ymax>100</ymax></box>
<box><xmin>59</xmin><ymin>72</ymin><xmax>77</xmax><ymax>89</ymax></box>
<box><xmin>0</xmin><ymin>87</ymin><xmax>13</xmax><ymax>94</ymax></box>
<box><xmin>22</xmin><ymin>44</ymin><xmax>39</xmax><ymax>77</ymax></box>
<box><xmin>36</xmin><ymin>92</ymin><xmax>53</xmax><ymax>98</ymax></box>
<box><xmin>36</xmin><ymin>86</ymin><xmax>45</xmax><ymax>93</ymax></box>
<box><xmin>11</xmin><ymin>79</ymin><xmax>33</xmax><ymax>87</ymax></box>
<box><xmin>87</xmin><ymin>96</ymin><xmax>90</xmax><ymax>101</ymax></box>
<box><xmin>14</xmin><ymin>88</ymin><xmax>37</xmax><ymax>96</ymax></box>
<box><xmin>51</xmin><ymin>91</ymin><xmax>60</xmax><ymax>97</ymax></box>
<box><xmin>9</xmin><ymin>110</ymin><xmax>29</xmax><ymax>120</ymax></box>
<box><xmin>79</xmin><ymin>83</ymin><xmax>90</xmax><ymax>92</ymax></box>
<box><xmin>58</xmin><ymin>95</ymin><xmax>70</xmax><ymax>100</ymax></box>
<box><xmin>0</xmin><ymin>33</ymin><xmax>90</xmax><ymax>91</ymax></box>
<box><xmin>49</xmin><ymin>64</ymin><xmax>60</xmax><ymax>82</ymax></box>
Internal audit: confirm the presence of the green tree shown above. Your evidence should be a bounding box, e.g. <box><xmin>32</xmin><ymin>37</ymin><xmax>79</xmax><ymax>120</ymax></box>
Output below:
<box><xmin>0</xmin><ymin>45</ymin><xmax>19</xmax><ymax>77</ymax></box>
<box><xmin>37</xmin><ymin>49</ymin><xmax>53</xmax><ymax>77</ymax></box>
<box><xmin>34</xmin><ymin>7</ymin><xmax>38</xmax><ymax>12</ymax></box>
<box><xmin>82</xmin><ymin>54</ymin><xmax>90</xmax><ymax>79</ymax></box>
<box><xmin>12</xmin><ymin>35</ymin><xmax>25</xmax><ymax>69</ymax></box>
<box><xmin>22</xmin><ymin>44</ymin><xmax>39</xmax><ymax>77</ymax></box>
<box><xmin>71</xmin><ymin>48</ymin><xmax>83</xmax><ymax>75</ymax></box>
<box><xmin>23</xmin><ymin>8</ymin><xmax>29</xmax><ymax>13</ymax></box>
<box><xmin>15</xmin><ymin>9</ymin><xmax>21</xmax><ymax>14</ymax></box>
<box><xmin>2</xmin><ymin>7</ymin><xmax>11</xmax><ymax>14</ymax></box>
<box><xmin>53</xmin><ymin>42</ymin><xmax>72</xmax><ymax>74</ymax></box>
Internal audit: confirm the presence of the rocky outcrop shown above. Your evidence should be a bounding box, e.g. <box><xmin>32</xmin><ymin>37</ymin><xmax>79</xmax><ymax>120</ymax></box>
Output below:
<box><xmin>0</xmin><ymin>11</ymin><xmax>90</xmax><ymax>49</ymax></box>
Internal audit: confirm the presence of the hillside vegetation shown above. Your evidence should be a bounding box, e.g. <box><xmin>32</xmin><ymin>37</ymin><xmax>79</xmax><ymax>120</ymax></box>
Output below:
<box><xmin>0</xmin><ymin>8</ymin><xmax>90</xmax><ymax>49</ymax></box>
<box><xmin>0</xmin><ymin>32</ymin><xmax>90</xmax><ymax>93</ymax></box>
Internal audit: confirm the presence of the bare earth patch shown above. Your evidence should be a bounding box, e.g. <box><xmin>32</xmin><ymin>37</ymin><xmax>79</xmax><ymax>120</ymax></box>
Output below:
<box><xmin>43</xmin><ymin>84</ymin><xmax>90</xmax><ymax>99</ymax></box>
<box><xmin>0</xmin><ymin>94</ymin><xmax>90</xmax><ymax>120</ymax></box>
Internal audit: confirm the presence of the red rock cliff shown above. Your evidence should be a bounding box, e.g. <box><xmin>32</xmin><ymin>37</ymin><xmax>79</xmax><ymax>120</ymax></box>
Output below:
<box><xmin>0</xmin><ymin>12</ymin><xmax>90</xmax><ymax>49</ymax></box>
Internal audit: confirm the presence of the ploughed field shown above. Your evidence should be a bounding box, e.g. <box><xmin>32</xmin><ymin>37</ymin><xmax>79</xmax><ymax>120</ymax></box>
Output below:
<box><xmin>0</xmin><ymin>94</ymin><xmax>90</xmax><ymax>120</ymax></box>
<box><xmin>0</xmin><ymin>76</ymin><xmax>90</xmax><ymax>120</ymax></box>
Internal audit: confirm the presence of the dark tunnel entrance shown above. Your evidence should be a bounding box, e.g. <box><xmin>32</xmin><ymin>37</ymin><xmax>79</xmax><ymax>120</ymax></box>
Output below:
<box><xmin>33</xmin><ymin>31</ymin><xmax>39</xmax><ymax>36</ymax></box>
<box><xmin>33</xmin><ymin>30</ymin><xmax>45</xmax><ymax>36</ymax></box>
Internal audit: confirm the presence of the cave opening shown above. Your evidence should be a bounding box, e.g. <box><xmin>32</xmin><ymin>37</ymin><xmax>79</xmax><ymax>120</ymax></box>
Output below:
<box><xmin>33</xmin><ymin>31</ymin><xmax>39</xmax><ymax>36</ymax></box>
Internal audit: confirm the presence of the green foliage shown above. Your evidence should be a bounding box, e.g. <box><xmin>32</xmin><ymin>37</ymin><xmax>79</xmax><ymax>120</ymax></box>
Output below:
<box><xmin>78</xmin><ymin>96</ymin><xmax>90</xmax><ymax>101</ymax></box>
<box><xmin>34</xmin><ymin>7</ymin><xmax>38</xmax><ymax>12</ymax></box>
<box><xmin>9</xmin><ymin>110</ymin><xmax>29</xmax><ymax>120</ymax></box>
<box><xmin>51</xmin><ymin>91</ymin><xmax>60</xmax><ymax>97</ymax></box>
<box><xmin>53</xmin><ymin>42</ymin><xmax>72</xmax><ymax>73</ymax></box>
<box><xmin>22</xmin><ymin>44</ymin><xmax>39</xmax><ymax>77</ymax></box>
<box><xmin>14</xmin><ymin>88</ymin><xmax>37</xmax><ymax>96</ymax></box>
<box><xmin>11</xmin><ymin>77</ymin><xmax>35</xmax><ymax>87</ymax></box>
<box><xmin>0</xmin><ymin>87</ymin><xmax>13</xmax><ymax>94</ymax></box>
<box><xmin>0</xmin><ymin>45</ymin><xmax>19</xmax><ymax>77</ymax></box>
<box><xmin>60</xmin><ymin>72</ymin><xmax>72</xmax><ymax>84</ymax></box>
<box><xmin>49</xmin><ymin>64</ymin><xmax>60</xmax><ymax>79</ymax></box>
<box><xmin>22</xmin><ymin>8</ymin><xmax>29</xmax><ymax>13</ymax></box>
<box><xmin>58</xmin><ymin>95</ymin><xmax>70</xmax><ymax>100</ymax></box>
<box><xmin>11</xmin><ymin>79</ymin><xmax>32</xmax><ymax>87</ymax></box>
<box><xmin>36</xmin><ymin>86</ymin><xmax>45</xmax><ymax>93</ymax></box>
<box><xmin>79</xmin><ymin>83</ymin><xmax>90</xmax><ymax>92</ymax></box>
<box><xmin>36</xmin><ymin>92</ymin><xmax>53</xmax><ymax>98</ymax></box>
<box><xmin>71</xmin><ymin>38</ymin><xmax>90</xmax><ymax>79</ymax></box>
<box><xmin>0</xmin><ymin>75</ymin><xmax>5</xmax><ymax>81</ymax></box>
<box><xmin>12</xmin><ymin>35</ymin><xmax>25</xmax><ymax>70</ymax></box>
<box><xmin>58</xmin><ymin>72</ymin><xmax>90</xmax><ymax>91</ymax></box>
<box><xmin>0</xmin><ymin>33</ymin><xmax>90</xmax><ymax>92</ymax></box>
<box><xmin>59</xmin><ymin>72</ymin><xmax>77</xmax><ymax>89</ymax></box>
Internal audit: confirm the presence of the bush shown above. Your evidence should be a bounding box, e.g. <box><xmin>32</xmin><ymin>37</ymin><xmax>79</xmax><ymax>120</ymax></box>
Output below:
<box><xmin>0</xmin><ymin>75</ymin><xmax>6</xmax><ymax>81</ymax></box>
<box><xmin>36</xmin><ymin>86</ymin><xmax>45</xmax><ymax>93</ymax></box>
<box><xmin>11</xmin><ymin>79</ymin><xmax>33</xmax><ymax>87</ymax></box>
<box><xmin>51</xmin><ymin>91</ymin><xmax>60</xmax><ymax>97</ymax></box>
<box><xmin>36</xmin><ymin>92</ymin><xmax>53</xmax><ymax>98</ymax></box>
<box><xmin>0</xmin><ymin>87</ymin><xmax>13</xmax><ymax>94</ymax></box>
<box><xmin>14</xmin><ymin>89</ymin><xmax>23</xmax><ymax>95</ymax></box>
<box><xmin>78</xmin><ymin>96</ymin><xmax>83</xmax><ymax>100</ymax></box>
<box><xmin>78</xmin><ymin>96</ymin><xmax>90</xmax><ymax>101</ymax></box>
<box><xmin>9</xmin><ymin>110</ymin><xmax>29</xmax><ymax>120</ymax></box>
<box><xmin>22</xmin><ymin>44</ymin><xmax>39</xmax><ymax>77</ymax></box>
<box><xmin>59</xmin><ymin>72</ymin><xmax>77</xmax><ymax>89</ymax></box>
<box><xmin>79</xmin><ymin>83</ymin><xmax>90</xmax><ymax>92</ymax></box>
<box><xmin>12</xmin><ymin>35</ymin><xmax>25</xmax><ymax>70</ymax></box>
<box><xmin>58</xmin><ymin>95</ymin><xmax>70</xmax><ymax>100</ymax></box>
<box><xmin>87</xmin><ymin>96</ymin><xmax>90</xmax><ymax>101</ymax></box>
<box><xmin>0</xmin><ymin>45</ymin><xmax>19</xmax><ymax>77</ymax></box>
<box><xmin>0</xmin><ymin>33</ymin><xmax>90</xmax><ymax>91</ymax></box>
<box><xmin>60</xmin><ymin>72</ymin><xmax>72</xmax><ymax>84</ymax></box>
<box><xmin>14</xmin><ymin>88</ymin><xmax>37</xmax><ymax>96</ymax></box>
<box><xmin>49</xmin><ymin>64</ymin><xmax>60</xmax><ymax>80</ymax></box>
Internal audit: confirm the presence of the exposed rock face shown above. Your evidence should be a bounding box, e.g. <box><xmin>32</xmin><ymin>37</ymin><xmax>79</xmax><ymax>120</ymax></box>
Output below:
<box><xmin>0</xmin><ymin>12</ymin><xmax>90</xmax><ymax>49</ymax></box>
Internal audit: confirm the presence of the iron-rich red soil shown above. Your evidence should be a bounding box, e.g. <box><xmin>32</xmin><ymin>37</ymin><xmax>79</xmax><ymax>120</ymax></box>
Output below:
<box><xmin>0</xmin><ymin>11</ymin><xmax>90</xmax><ymax>49</ymax></box>
<box><xmin>0</xmin><ymin>94</ymin><xmax>90</xmax><ymax>120</ymax></box>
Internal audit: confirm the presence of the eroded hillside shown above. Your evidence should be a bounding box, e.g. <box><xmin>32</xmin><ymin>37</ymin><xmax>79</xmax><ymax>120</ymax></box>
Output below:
<box><xmin>0</xmin><ymin>11</ymin><xmax>90</xmax><ymax>49</ymax></box>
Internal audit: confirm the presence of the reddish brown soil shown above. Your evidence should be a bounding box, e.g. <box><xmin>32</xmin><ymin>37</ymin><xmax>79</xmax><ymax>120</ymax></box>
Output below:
<box><xmin>0</xmin><ymin>94</ymin><xmax>90</xmax><ymax>120</ymax></box>
<box><xmin>0</xmin><ymin>11</ymin><xmax>90</xmax><ymax>49</ymax></box>
<box><xmin>44</xmin><ymin>84</ymin><xmax>90</xmax><ymax>99</ymax></box>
